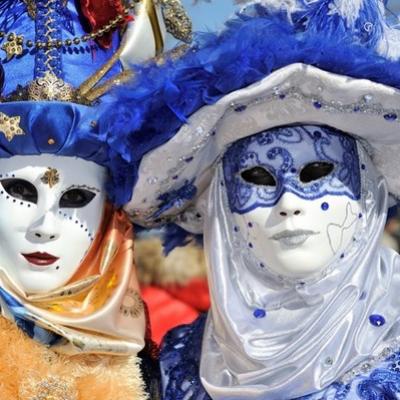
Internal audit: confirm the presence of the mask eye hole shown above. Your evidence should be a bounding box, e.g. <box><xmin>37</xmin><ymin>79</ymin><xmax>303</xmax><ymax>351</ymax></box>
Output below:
<box><xmin>1</xmin><ymin>178</ymin><xmax>38</xmax><ymax>204</ymax></box>
<box><xmin>59</xmin><ymin>189</ymin><xmax>96</xmax><ymax>208</ymax></box>
<box><xmin>240</xmin><ymin>167</ymin><xmax>276</xmax><ymax>186</ymax></box>
<box><xmin>299</xmin><ymin>162</ymin><xmax>335</xmax><ymax>183</ymax></box>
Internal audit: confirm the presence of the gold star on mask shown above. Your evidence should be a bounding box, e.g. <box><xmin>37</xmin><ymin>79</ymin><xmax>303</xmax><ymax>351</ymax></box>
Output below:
<box><xmin>41</xmin><ymin>168</ymin><xmax>60</xmax><ymax>188</ymax></box>
<box><xmin>0</xmin><ymin>112</ymin><xmax>25</xmax><ymax>141</ymax></box>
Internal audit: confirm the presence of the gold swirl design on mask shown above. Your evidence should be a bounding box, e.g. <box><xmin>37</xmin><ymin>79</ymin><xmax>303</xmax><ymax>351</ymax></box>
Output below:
<box><xmin>40</xmin><ymin>167</ymin><xmax>60</xmax><ymax>188</ymax></box>
<box><xmin>0</xmin><ymin>112</ymin><xmax>25</xmax><ymax>141</ymax></box>
<box><xmin>19</xmin><ymin>375</ymin><xmax>78</xmax><ymax>400</ymax></box>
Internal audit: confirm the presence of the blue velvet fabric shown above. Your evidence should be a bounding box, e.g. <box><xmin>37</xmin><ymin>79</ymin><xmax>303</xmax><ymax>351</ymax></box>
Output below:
<box><xmin>0</xmin><ymin>0</ymin><xmax>122</xmax><ymax>94</ymax></box>
<box><xmin>160</xmin><ymin>314</ymin><xmax>400</xmax><ymax>400</ymax></box>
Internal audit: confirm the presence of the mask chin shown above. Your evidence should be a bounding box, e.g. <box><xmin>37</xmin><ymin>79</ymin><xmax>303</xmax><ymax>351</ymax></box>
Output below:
<box><xmin>0</xmin><ymin>154</ymin><xmax>107</xmax><ymax>294</ymax></box>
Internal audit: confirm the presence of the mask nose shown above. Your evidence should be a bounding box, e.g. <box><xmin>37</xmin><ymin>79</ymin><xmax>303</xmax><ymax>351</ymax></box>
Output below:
<box><xmin>27</xmin><ymin>212</ymin><xmax>60</xmax><ymax>242</ymax></box>
<box><xmin>276</xmin><ymin>192</ymin><xmax>304</xmax><ymax>217</ymax></box>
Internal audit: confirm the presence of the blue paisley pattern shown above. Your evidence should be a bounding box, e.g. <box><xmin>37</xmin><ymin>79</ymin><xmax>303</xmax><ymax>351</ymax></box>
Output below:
<box><xmin>160</xmin><ymin>314</ymin><xmax>212</xmax><ymax>400</ymax></box>
<box><xmin>160</xmin><ymin>314</ymin><xmax>400</xmax><ymax>400</ymax></box>
<box><xmin>223</xmin><ymin>125</ymin><xmax>361</xmax><ymax>214</ymax></box>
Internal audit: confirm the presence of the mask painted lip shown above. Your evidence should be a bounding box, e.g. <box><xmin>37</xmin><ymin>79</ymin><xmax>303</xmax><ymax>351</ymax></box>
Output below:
<box><xmin>21</xmin><ymin>252</ymin><xmax>59</xmax><ymax>267</ymax></box>
<box><xmin>270</xmin><ymin>229</ymin><xmax>319</xmax><ymax>248</ymax></box>
<box><xmin>270</xmin><ymin>229</ymin><xmax>319</xmax><ymax>240</ymax></box>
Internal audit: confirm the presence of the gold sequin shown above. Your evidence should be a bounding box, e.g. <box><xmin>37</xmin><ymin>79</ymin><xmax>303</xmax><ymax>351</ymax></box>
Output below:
<box><xmin>40</xmin><ymin>167</ymin><xmax>60</xmax><ymax>188</ymax></box>
<box><xmin>161</xmin><ymin>0</ymin><xmax>192</xmax><ymax>43</ymax></box>
<box><xmin>0</xmin><ymin>112</ymin><xmax>25</xmax><ymax>142</ymax></box>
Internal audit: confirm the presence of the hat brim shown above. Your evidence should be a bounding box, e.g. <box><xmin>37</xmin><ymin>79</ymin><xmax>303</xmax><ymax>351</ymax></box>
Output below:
<box><xmin>126</xmin><ymin>63</ymin><xmax>400</xmax><ymax>229</ymax></box>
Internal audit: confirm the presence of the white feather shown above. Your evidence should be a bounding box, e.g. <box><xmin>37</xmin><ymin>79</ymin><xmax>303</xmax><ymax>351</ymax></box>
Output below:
<box><xmin>377</xmin><ymin>25</ymin><xmax>400</xmax><ymax>60</ymax></box>
<box><xmin>326</xmin><ymin>0</ymin><xmax>364</xmax><ymax>27</ymax></box>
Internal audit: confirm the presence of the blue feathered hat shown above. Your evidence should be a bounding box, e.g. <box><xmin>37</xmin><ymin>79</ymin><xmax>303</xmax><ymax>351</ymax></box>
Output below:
<box><xmin>96</xmin><ymin>0</ymin><xmax>400</xmax><ymax>228</ymax></box>
<box><xmin>0</xmin><ymin>0</ymin><xmax>191</xmax><ymax>205</ymax></box>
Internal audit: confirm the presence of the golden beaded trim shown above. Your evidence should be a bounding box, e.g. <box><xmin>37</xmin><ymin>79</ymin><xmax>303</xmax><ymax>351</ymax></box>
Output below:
<box><xmin>0</xmin><ymin>0</ymin><xmax>141</xmax><ymax>54</ymax></box>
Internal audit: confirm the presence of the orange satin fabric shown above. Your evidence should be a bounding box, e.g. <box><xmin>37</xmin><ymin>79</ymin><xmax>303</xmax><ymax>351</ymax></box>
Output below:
<box><xmin>36</xmin><ymin>204</ymin><xmax>137</xmax><ymax>317</ymax></box>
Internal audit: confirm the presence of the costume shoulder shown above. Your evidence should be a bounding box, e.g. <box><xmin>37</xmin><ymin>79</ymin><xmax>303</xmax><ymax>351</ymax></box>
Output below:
<box><xmin>160</xmin><ymin>313</ymin><xmax>211</xmax><ymax>400</ymax></box>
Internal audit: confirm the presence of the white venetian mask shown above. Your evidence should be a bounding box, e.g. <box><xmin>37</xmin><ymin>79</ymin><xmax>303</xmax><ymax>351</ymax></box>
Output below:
<box><xmin>0</xmin><ymin>154</ymin><xmax>107</xmax><ymax>293</ymax></box>
<box><xmin>222</xmin><ymin>125</ymin><xmax>363</xmax><ymax>279</ymax></box>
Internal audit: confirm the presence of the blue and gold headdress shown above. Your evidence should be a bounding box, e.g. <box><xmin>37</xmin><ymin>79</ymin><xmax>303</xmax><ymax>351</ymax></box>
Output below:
<box><xmin>0</xmin><ymin>0</ymin><xmax>191</xmax><ymax>205</ymax></box>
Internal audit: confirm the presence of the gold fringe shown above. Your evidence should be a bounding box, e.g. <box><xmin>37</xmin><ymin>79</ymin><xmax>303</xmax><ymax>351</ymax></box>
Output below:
<box><xmin>84</xmin><ymin>70</ymin><xmax>134</xmax><ymax>102</ymax></box>
<box><xmin>76</xmin><ymin>45</ymin><xmax>125</xmax><ymax>99</ymax></box>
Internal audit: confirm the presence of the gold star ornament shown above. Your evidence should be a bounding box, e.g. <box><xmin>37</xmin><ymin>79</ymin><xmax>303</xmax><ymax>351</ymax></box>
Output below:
<box><xmin>2</xmin><ymin>34</ymin><xmax>24</xmax><ymax>60</ymax></box>
<box><xmin>0</xmin><ymin>112</ymin><xmax>25</xmax><ymax>141</ymax></box>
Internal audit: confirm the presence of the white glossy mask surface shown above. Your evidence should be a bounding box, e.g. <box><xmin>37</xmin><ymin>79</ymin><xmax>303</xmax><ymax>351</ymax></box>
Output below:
<box><xmin>0</xmin><ymin>155</ymin><xmax>107</xmax><ymax>293</ymax></box>
<box><xmin>223</xmin><ymin>125</ymin><xmax>362</xmax><ymax>279</ymax></box>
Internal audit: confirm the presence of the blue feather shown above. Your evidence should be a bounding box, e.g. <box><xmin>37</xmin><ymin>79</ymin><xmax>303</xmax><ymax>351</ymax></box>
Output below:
<box><xmin>0</xmin><ymin>0</ymin><xmax>28</xmax><ymax>31</ymax></box>
<box><xmin>162</xmin><ymin>224</ymin><xmax>203</xmax><ymax>255</ymax></box>
<box><xmin>97</xmin><ymin>2</ymin><xmax>400</xmax><ymax>209</ymax></box>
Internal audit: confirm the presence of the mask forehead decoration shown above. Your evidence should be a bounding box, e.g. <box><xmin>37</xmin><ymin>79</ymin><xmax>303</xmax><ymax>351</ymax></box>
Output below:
<box><xmin>40</xmin><ymin>167</ymin><xmax>60</xmax><ymax>188</ymax></box>
<box><xmin>223</xmin><ymin>125</ymin><xmax>361</xmax><ymax>214</ymax></box>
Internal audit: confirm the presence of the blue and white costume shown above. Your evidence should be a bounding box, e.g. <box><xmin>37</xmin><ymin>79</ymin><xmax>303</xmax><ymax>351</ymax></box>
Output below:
<box><xmin>102</xmin><ymin>0</ymin><xmax>400</xmax><ymax>398</ymax></box>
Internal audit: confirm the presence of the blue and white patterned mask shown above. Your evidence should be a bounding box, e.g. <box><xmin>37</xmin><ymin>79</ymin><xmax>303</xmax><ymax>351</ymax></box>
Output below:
<box><xmin>222</xmin><ymin>125</ymin><xmax>363</xmax><ymax>280</ymax></box>
<box><xmin>223</xmin><ymin>125</ymin><xmax>361</xmax><ymax>214</ymax></box>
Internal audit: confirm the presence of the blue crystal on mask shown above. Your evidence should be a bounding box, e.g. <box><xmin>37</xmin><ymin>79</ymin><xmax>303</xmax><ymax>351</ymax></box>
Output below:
<box><xmin>321</xmin><ymin>202</ymin><xmax>329</xmax><ymax>211</ymax></box>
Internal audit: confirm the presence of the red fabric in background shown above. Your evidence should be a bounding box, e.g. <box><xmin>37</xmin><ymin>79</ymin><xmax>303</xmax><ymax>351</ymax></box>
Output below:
<box><xmin>78</xmin><ymin>0</ymin><xmax>131</xmax><ymax>48</ymax></box>
<box><xmin>141</xmin><ymin>279</ymin><xmax>210</xmax><ymax>345</ymax></box>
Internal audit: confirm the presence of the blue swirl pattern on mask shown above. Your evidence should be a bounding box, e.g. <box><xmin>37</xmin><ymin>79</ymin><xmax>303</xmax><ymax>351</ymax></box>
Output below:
<box><xmin>223</xmin><ymin>125</ymin><xmax>361</xmax><ymax>214</ymax></box>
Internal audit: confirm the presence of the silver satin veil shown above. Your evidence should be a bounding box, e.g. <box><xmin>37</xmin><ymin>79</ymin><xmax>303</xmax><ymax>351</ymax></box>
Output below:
<box><xmin>199</xmin><ymin>142</ymin><xmax>400</xmax><ymax>399</ymax></box>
